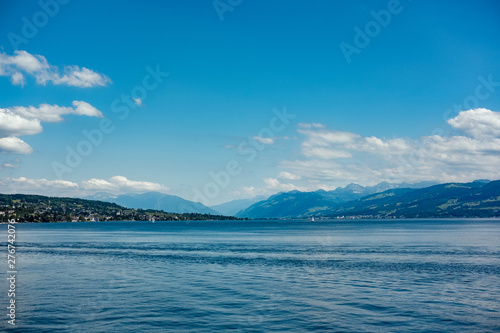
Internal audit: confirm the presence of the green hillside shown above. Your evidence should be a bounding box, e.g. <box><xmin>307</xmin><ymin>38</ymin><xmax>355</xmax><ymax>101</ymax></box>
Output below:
<box><xmin>0</xmin><ymin>194</ymin><xmax>237</xmax><ymax>222</ymax></box>
<box><xmin>322</xmin><ymin>181</ymin><xmax>500</xmax><ymax>219</ymax></box>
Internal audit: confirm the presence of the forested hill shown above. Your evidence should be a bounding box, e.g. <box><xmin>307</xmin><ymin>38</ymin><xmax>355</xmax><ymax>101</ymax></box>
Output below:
<box><xmin>0</xmin><ymin>193</ymin><xmax>237</xmax><ymax>222</ymax></box>
<box><xmin>321</xmin><ymin>180</ymin><xmax>500</xmax><ymax>219</ymax></box>
<box><xmin>236</xmin><ymin>180</ymin><xmax>500</xmax><ymax>219</ymax></box>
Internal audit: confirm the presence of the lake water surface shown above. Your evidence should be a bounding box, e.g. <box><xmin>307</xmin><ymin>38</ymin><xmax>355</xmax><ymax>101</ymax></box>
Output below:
<box><xmin>2</xmin><ymin>219</ymin><xmax>500</xmax><ymax>332</ymax></box>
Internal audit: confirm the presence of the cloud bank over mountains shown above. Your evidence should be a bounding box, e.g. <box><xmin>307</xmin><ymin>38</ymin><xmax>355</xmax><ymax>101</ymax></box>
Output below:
<box><xmin>273</xmin><ymin>108</ymin><xmax>500</xmax><ymax>191</ymax></box>
<box><xmin>0</xmin><ymin>175</ymin><xmax>169</xmax><ymax>197</ymax></box>
<box><xmin>233</xmin><ymin>108</ymin><xmax>500</xmax><ymax>199</ymax></box>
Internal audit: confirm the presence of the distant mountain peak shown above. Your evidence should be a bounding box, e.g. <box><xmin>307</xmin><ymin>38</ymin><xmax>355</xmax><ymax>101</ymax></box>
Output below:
<box><xmin>473</xmin><ymin>179</ymin><xmax>491</xmax><ymax>183</ymax></box>
<box><xmin>344</xmin><ymin>183</ymin><xmax>365</xmax><ymax>193</ymax></box>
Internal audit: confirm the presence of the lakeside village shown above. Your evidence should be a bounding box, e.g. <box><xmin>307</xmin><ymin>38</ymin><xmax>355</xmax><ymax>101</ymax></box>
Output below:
<box><xmin>0</xmin><ymin>194</ymin><xmax>235</xmax><ymax>223</ymax></box>
<box><xmin>0</xmin><ymin>204</ymin><xmax>142</xmax><ymax>222</ymax></box>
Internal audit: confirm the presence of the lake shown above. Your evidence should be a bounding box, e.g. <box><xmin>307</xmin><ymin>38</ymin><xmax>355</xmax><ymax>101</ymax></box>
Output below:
<box><xmin>2</xmin><ymin>219</ymin><xmax>500</xmax><ymax>332</ymax></box>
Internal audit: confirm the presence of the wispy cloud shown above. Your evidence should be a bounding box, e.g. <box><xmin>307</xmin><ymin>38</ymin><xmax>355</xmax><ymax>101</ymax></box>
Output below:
<box><xmin>0</xmin><ymin>50</ymin><xmax>111</xmax><ymax>87</ymax></box>
<box><xmin>237</xmin><ymin>177</ymin><xmax>297</xmax><ymax>198</ymax></box>
<box><xmin>448</xmin><ymin>108</ymin><xmax>500</xmax><ymax>139</ymax></box>
<box><xmin>0</xmin><ymin>101</ymin><xmax>103</xmax><ymax>154</ymax></box>
<box><xmin>253</xmin><ymin>135</ymin><xmax>274</xmax><ymax>145</ymax></box>
<box><xmin>133</xmin><ymin>98</ymin><xmax>142</xmax><ymax>106</ymax></box>
<box><xmin>278</xmin><ymin>171</ymin><xmax>302</xmax><ymax>180</ymax></box>
<box><xmin>298</xmin><ymin>122</ymin><xmax>325</xmax><ymax>129</ymax></box>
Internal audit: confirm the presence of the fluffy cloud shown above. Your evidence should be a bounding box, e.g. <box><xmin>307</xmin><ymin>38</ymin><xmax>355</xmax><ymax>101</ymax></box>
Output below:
<box><xmin>0</xmin><ymin>177</ymin><xmax>80</xmax><ymax>196</ymax></box>
<box><xmin>448</xmin><ymin>108</ymin><xmax>500</xmax><ymax>139</ymax></box>
<box><xmin>0</xmin><ymin>50</ymin><xmax>111</xmax><ymax>87</ymax></box>
<box><xmin>81</xmin><ymin>176</ymin><xmax>170</xmax><ymax>194</ymax></box>
<box><xmin>0</xmin><ymin>110</ymin><xmax>42</xmax><ymax>137</ymax></box>
<box><xmin>0</xmin><ymin>175</ymin><xmax>170</xmax><ymax>196</ymax></box>
<box><xmin>298</xmin><ymin>127</ymin><xmax>413</xmax><ymax>158</ymax></box>
<box><xmin>0</xmin><ymin>101</ymin><xmax>103</xmax><ymax>154</ymax></box>
<box><xmin>279</xmin><ymin>109</ymin><xmax>500</xmax><ymax>187</ymax></box>
<box><xmin>263</xmin><ymin>177</ymin><xmax>297</xmax><ymax>191</ymax></box>
<box><xmin>8</xmin><ymin>101</ymin><xmax>102</xmax><ymax>123</ymax></box>
<box><xmin>0</xmin><ymin>137</ymin><xmax>33</xmax><ymax>154</ymax></box>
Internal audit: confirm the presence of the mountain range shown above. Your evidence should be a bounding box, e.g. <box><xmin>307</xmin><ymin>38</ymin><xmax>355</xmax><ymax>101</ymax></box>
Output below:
<box><xmin>236</xmin><ymin>181</ymin><xmax>438</xmax><ymax>218</ymax></box>
<box><xmin>320</xmin><ymin>180</ymin><xmax>500</xmax><ymax>219</ymax></box>
<box><xmin>82</xmin><ymin>180</ymin><xmax>500</xmax><ymax>219</ymax></box>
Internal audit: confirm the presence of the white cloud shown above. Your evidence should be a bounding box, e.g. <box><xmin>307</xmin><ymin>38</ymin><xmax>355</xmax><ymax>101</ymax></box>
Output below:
<box><xmin>8</xmin><ymin>101</ymin><xmax>103</xmax><ymax>123</ymax></box>
<box><xmin>48</xmin><ymin>65</ymin><xmax>111</xmax><ymax>87</ymax></box>
<box><xmin>81</xmin><ymin>178</ymin><xmax>117</xmax><ymax>192</ymax></box>
<box><xmin>297</xmin><ymin>127</ymin><xmax>412</xmax><ymax>160</ymax></box>
<box><xmin>0</xmin><ymin>101</ymin><xmax>103</xmax><ymax>154</ymax></box>
<box><xmin>280</xmin><ymin>159</ymin><xmax>376</xmax><ymax>184</ymax></box>
<box><xmin>448</xmin><ymin>108</ymin><xmax>500</xmax><ymax>139</ymax></box>
<box><xmin>81</xmin><ymin>175</ymin><xmax>170</xmax><ymax>194</ymax></box>
<box><xmin>133</xmin><ymin>98</ymin><xmax>142</xmax><ymax>106</ymax></box>
<box><xmin>71</xmin><ymin>101</ymin><xmax>103</xmax><ymax>117</ymax></box>
<box><xmin>0</xmin><ymin>50</ymin><xmax>111</xmax><ymax>88</ymax></box>
<box><xmin>0</xmin><ymin>50</ymin><xmax>48</xmax><ymax>73</ymax></box>
<box><xmin>278</xmin><ymin>109</ymin><xmax>500</xmax><ymax>187</ymax></box>
<box><xmin>263</xmin><ymin>177</ymin><xmax>297</xmax><ymax>192</ymax></box>
<box><xmin>11</xmin><ymin>72</ymin><xmax>25</xmax><ymax>86</ymax></box>
<box><xmin>3</xmin><ymin>163</ymin><xmax>18</xmax><ymax>168</ymax></box>
<box><xmin>0</xmin><ymin>177</ymin><xmax>79</xmax><ymax>195</ymax></box>
<box><xmin>302</xmin><ymin>147</ymin><xmax>352</xmax><ymax>159</ymax></box>
<box><xmin>278</xmin><ymin>171</ymin><xmax>302</xmax><ymax>180</ymax></box>
<box><xmin>0</xmin><ymin>109</ymin><xmax>42</xmax><ymax>137</ymax></box>
<box><xmin>299</xmin><ymin>128</ymin><xmax>360</xmax><ymax>147</ymax></box>
<box><xmin>253</xmin><ymin>135</ymin><xmax>274</xmax><ymax>145</ymax></box>
<box><xmin>0</xmin><ymin>175</ymin><xmax>170</xmax><ymax>197</ymax></box>
<box><xmin>0</xmin><ymin>137</ymin><xmax>33</xmax><ymax>154</ymax></box>
<box><xmin>110</xmin><ymin>175</ymin><xmax>170</xmax><ymax>193</ymax></box>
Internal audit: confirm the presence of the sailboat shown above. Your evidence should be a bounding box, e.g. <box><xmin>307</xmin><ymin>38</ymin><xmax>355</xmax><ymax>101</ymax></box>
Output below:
<box><xmin>150</xmin><ymin>216</ymin><xmax>155</xmax><ymax>223</ymax></box>
<box><xmin>310</xmin><ymin>217</ymin><xmax>315</xmax><ymax>222</ymax></box>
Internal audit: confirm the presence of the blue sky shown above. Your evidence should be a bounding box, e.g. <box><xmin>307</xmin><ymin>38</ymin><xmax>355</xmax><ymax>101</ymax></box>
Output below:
<box><xmin>1</xmin><ymin>0</ymin><xmax>500</xmax><ymax>205</ymax></box>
